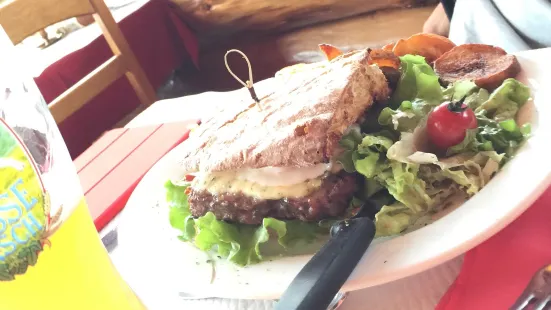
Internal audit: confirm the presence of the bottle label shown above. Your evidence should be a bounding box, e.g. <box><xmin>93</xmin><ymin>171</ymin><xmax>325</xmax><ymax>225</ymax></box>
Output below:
<box><xmin>0</xmin><ymin>118</ymin><xmax>51</xmax><ymax>281</ymax></box>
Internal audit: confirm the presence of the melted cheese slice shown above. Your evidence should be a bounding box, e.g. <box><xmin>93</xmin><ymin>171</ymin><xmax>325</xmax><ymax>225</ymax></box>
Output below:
<box><xmin>235</xmin><ymin>164</ymin><xmax>331</xmax><ymax>186</ymax></box>
<box><xmin>190</xmin><ymin>164</ymin><xmax>332</xmax><ymax>200</ymax></box>
<box><xmin>192</xmin><ymin>172</ymin><xmax>323</xmax><ymax>200</ymax></box>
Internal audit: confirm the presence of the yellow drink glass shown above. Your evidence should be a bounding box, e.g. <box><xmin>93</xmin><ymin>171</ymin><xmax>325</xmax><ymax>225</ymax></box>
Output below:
<box><xmin>0</xmin><ymin>27</ymin><xmax>145</xmax><ymax>310</ymax></box>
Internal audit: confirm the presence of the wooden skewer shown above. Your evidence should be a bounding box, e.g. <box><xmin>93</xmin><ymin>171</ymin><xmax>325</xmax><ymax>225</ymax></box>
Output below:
<box><xmin>224</xmin><ymin>49</ymin><xmax>262</xmax><ymax>110</ymax></box>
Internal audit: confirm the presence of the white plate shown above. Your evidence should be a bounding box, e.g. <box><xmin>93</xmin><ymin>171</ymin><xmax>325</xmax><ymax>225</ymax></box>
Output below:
<box><xmin>115</xmin><ymin>48</ymin><xmax>551</xmax><ymax>302</ymax></box>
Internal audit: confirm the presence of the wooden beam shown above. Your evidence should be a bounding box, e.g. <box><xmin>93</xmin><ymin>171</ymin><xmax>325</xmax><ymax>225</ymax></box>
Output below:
<box><xmin>188</xmin><ymin>7</ymin><xmax>435</xmax><ymax>91</ymax></box>
<box><xmin>171</xmin><ymin>0</ymin><xmax>438</xmax><ymax>41</ymax></box>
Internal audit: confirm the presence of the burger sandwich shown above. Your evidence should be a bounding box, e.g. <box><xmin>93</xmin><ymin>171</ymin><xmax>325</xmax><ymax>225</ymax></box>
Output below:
<box><xmin>166</xmin><ymin>35</ymin><xmax>530</xmax><ymax>266</ymax></box>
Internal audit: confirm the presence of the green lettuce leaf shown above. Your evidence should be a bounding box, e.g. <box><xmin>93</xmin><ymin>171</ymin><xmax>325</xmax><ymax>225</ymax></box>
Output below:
<box><xmin>442</xmin><ymin>80</ymin><xmax>491</xmax><ymax>110</ymax></box>
<box><xmin>352</xmin><ymin>134</ymin><xmax>394</xmax><ymax>184</ymax></box>
<box><xmin>445</xmin><ymin>79</ymin><xmax>531</xmax><ymax>157</ymax></box>
<box><xmin>447</xmin><ymin>112</ymin><xmax>529</xmax><ymax>157</ymax></box>
<box><xmin>368</xmin><ymin>77</ymin><xmax>529</xmax><ymax>237</ymax></box>
<box><xmin>379</xmin><ymin>162</ymin><xmax>432</xmax><ymax>213</ymax></box>
<box><xmin>339</xmin><ymin>124</ymin><xmax>363</xmax><ymax>150</ymax></box>
<box><xmin>464</xmin><ymin>88</ymin><xmax>490</xmax><ymax>110</ymax></box>
<box><xmin>167</xmin><ymin>182</ymin><xmax>196</xmax><ymax>241</ymax></box>
<box><xmin>442</xmin><ymin>80</ymin><xmax>478</xmax><ymax>101</ymax></box>
<box><xmin>446</xmin><ymin>129</ymin><xmax>479</xmax><ymax>155</ymax></box>
<box><xmin>353</xmin><ymin>151</ymin><xmax>380</xmax><ymax>178</ymax></box>
<box><xmin>336</xmin><ymin>125</ymin><xmax>363</xmax><ymax>172</ymax></box>
<box><xmin>374</xmin><ymin>203</ymin><xmax>412</xmax><ymax>237</ymax></box>
<box><xmin>390</xmin><ymin>55</ymin><xmax>443</xmax><ymax>107</ymax></box>
<box><xmin>369</xmin><ymin>130</ymin><xmax>506</xmax><ymax>236</ymax></box>
<box><xmin>166</xmin><ymin>180</ymin><xmax>326</xmax><ymax>266</ymax></box>
<box><xmin>379</xmin><ymin>102</ymin><xmax>418</xmax><ymax>132</ymax></box>
<box><xmin>446</xmin><ymin>127</ymin><xmax>494</xmax><ymax>156</ymax></box>
<box><xmin>380</xmin><ymin>55</ymin><xmax>451</xmax><ymax>133</ymax></box>
<box><xmin>475</xmin><ymin>78</ymin><xmax>531</xmax><ymax>121</ymax></box>
<box><xmin>337</xmin><ymin>125</ymin><xmax>396</xmax><ymax>175</ymax></box>
<box><xmin>379</xmin><ymin>98</ymin><xmax>439</xmax><ymax>133</ymax></box>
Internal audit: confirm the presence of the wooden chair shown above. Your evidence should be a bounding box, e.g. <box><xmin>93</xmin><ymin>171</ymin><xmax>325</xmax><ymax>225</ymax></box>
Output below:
<box><xmin>0</xmin><ymin>0</ymin><xmax>157</xmax><ymax>124</ymax></box>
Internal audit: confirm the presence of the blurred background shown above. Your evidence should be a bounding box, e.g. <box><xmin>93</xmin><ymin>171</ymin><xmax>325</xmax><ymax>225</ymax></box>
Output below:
<box><xmin>21</xmin><ymin>0</ymin><xmax>438</xmax><ymax>94</ymax></box>
<box><xmin>8</xmin><ymin>0</ymin><xmax>438</xmax><ymax>157</ymax></box>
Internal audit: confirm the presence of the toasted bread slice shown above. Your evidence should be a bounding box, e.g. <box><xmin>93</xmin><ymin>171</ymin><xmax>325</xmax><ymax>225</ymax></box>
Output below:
<box><xmin>175</xmin><ymin>49</ymin><xmax>390</xmax><ymax>174</ymax></box>
<box><xmin>434</xmin><ymin>44</ymin><xmax>520</xmax><ymax>90</ymax></box>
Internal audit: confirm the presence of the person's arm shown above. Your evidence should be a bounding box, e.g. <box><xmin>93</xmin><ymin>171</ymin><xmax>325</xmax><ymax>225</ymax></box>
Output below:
<box><xmin>422</xmin><ymin>1</ymin><xmax>454</xmax><ymax>37</ymax></box>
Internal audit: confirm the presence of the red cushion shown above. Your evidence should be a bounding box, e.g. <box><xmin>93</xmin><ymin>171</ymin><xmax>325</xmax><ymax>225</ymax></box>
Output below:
<box><xmin>74</xmin><ymin>120</ymin><xmax>198</xmax><ymax>230</ymax></box>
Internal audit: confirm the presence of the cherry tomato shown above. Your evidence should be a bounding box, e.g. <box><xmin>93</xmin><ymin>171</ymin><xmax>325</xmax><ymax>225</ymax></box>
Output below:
<box><xmin>427</xmin><ymin>101</ymin><xmax>477</xmax><ymax>150</ymax></box>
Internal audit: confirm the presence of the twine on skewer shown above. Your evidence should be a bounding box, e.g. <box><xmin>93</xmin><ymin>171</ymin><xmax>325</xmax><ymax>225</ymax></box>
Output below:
<box><xmin>224</xmin><ymin>49</ymin><xmax>262</xmax><ymax>110</ymax></box>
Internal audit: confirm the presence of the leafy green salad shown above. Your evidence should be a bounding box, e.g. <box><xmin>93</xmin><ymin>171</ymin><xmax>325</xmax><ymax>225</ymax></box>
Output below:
<box><xmin>167</xmin><ymin>54</ymin><xmax>531</xmax><ymax>266</ymax></box>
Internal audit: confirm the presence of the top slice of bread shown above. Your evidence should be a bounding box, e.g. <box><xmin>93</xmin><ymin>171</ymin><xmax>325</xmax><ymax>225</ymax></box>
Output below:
<box><xmin>175</xmin><ymin>48</ymin><xmax>390</xmax><ymax>174</ymax></box>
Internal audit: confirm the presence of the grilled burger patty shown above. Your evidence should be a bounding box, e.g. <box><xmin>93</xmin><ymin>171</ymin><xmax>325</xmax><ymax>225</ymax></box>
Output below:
<box><xmin>187</xmin><ymin>172</ymin><xmax>359</xmax><ymax>225</ymax></box>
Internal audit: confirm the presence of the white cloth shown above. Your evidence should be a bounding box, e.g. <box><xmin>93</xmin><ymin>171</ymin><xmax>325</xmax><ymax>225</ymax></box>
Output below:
<box><xmin>449</xmin><ymin>0</ymin><xmax>551</xmax><ymax>52</ymax></box>
<box><xmin>101</xmin><ymin>214</ymin><xmax>462</xmax><ymax>310</ymax></box>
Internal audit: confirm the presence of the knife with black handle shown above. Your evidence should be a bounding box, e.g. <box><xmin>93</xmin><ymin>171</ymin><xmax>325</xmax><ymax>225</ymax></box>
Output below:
<box><xmin>275</xmin><ymin>202</ymin><xmax>377</xmax><ymax>310</ymax></box>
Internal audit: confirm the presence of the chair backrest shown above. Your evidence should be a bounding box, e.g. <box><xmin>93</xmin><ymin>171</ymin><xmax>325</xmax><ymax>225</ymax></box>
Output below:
<box><xmin>0</xmin><ymin>0</ymin><xmax>157</xmax><ymax>124</ymax></box>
